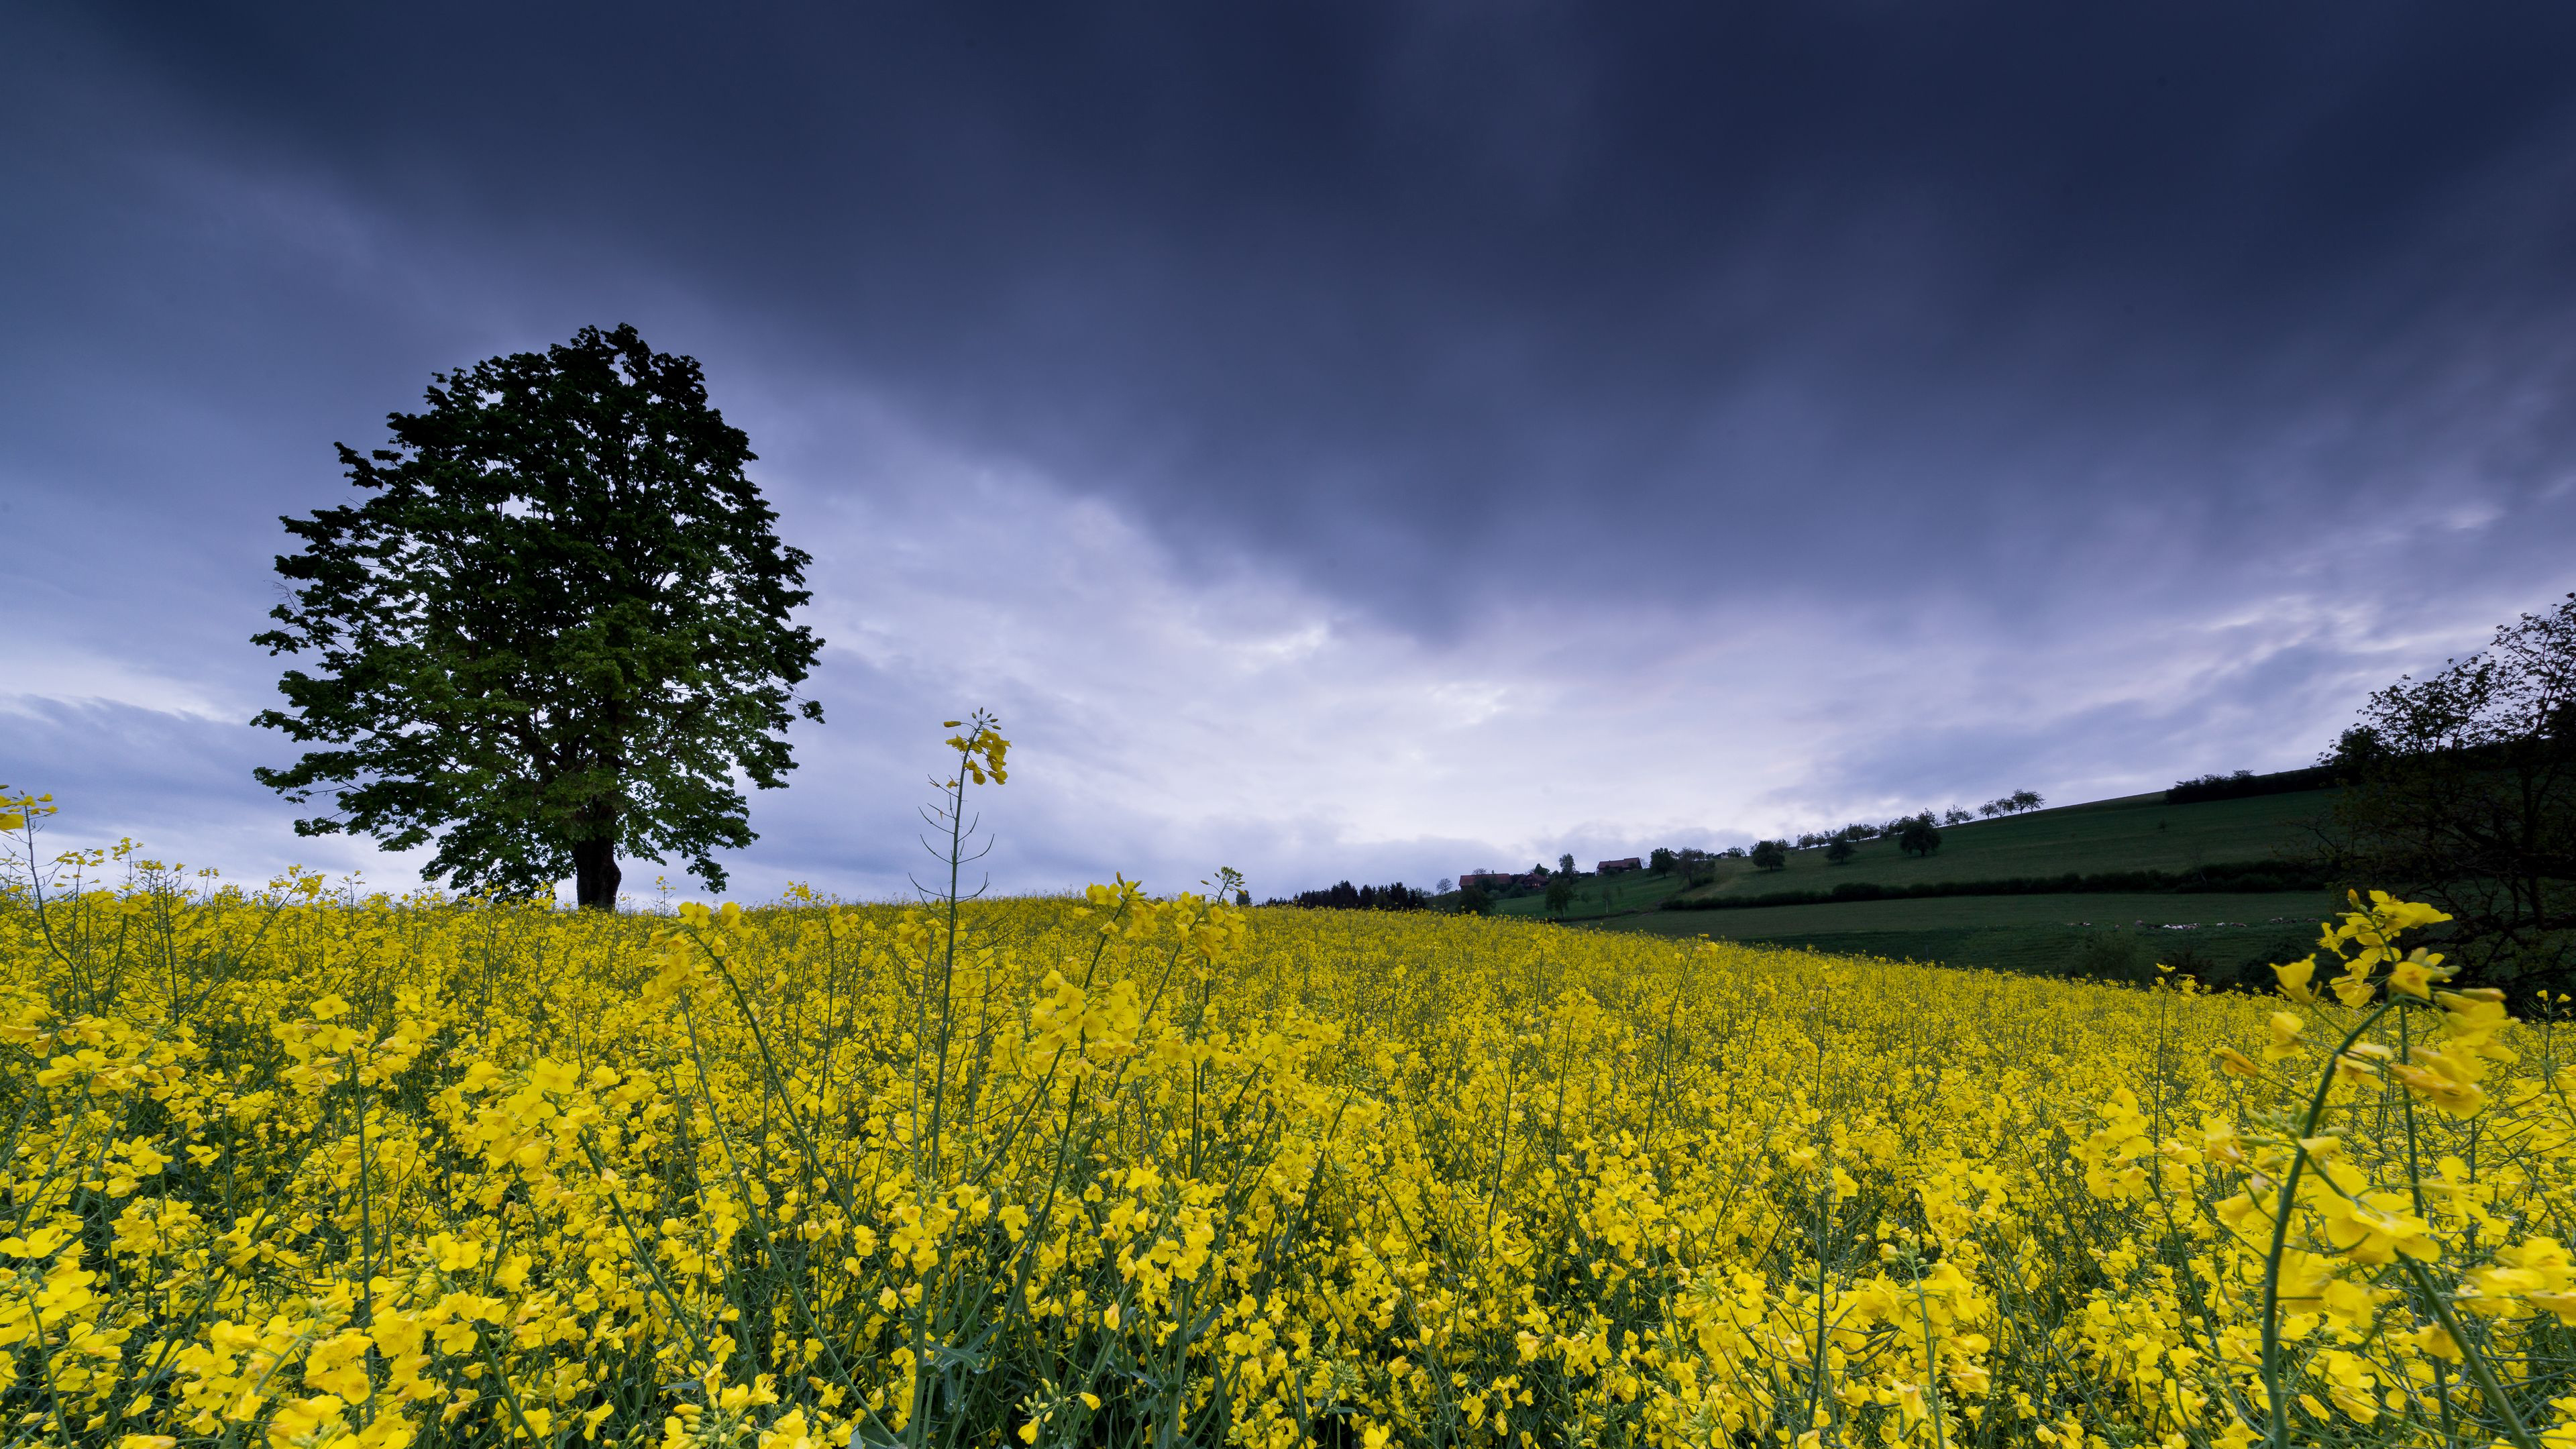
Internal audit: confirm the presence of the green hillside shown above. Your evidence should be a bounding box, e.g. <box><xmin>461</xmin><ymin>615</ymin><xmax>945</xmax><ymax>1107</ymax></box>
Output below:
<box><xmin>1673</xmin><ymin>787</ymin><xmax>2330</xmax><ymax>902</ymax></box>
<box><xmin>1480</xmin><ymin>784</ymin><xmax>2348</xmax><ymax>985</ymax></box>
<box><xmin>1487</xmin><ymin>870</ymin><xmax>1698</xmax><ymax>922</ymax></box>
<box><xmin>1593</xmin><ymin>888</ymin><xmax>2332</xmax><ymax>987</ymax></box>
<box><xmin>1474</xmin><ymin>786</ymin><xmax>2333</xmax><ymax>926</ymax></box>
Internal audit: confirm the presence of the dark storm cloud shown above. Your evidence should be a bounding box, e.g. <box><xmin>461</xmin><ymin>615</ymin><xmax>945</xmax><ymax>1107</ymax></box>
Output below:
<box><xmin>16</xmin><ymin>2</ymin><xmax>2576</xmax><ymax>633</ymax></box>
<box><xmin>11</xmin><ymin>2</ymin><xmax>2576</xmax><ymax>898</ymax></box>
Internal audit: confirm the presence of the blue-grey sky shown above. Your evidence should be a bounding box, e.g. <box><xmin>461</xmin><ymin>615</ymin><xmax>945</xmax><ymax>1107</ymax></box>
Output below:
<box><xmin>7</xmin><ymin>2</ymin><xmax>2576</xmax><ymax>901</ymax></box>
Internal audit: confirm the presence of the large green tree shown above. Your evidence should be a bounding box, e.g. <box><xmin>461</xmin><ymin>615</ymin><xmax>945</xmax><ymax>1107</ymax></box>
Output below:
<box><xmin>253</xmin><ymin>325</ymin><xmax>824</xmax><ymax>908</ymax></box>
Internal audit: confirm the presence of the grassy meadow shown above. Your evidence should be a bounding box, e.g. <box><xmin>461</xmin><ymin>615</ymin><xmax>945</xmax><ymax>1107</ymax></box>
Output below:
<box><xmin>1605</xmin><ymin>892</ymin><xmax>2337</xmax><ymax>987</ymax></box>
<box><xmin>1672</xmin><ymin>790</ymin><xmax>2331</xmax><ymax>903</ymax></box>
<box><xmin>3</xmin><ymin>804</ymin><xmax>2573</xmax><ymax>1448</ymax></box>
<box><xmin>1484</xmin><ymin>790</ymin><xmax>2341</xmax><ymax>984</ymax></box>
<box><xmin>1485</xmin><ymin>870</ymin><xmax>1697</xmax><ymax>922</ymax></box>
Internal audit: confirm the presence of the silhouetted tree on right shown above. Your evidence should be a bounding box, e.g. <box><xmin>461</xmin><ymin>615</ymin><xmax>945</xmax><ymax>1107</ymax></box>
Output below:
<box><xmin>2319</xmin><ymin>593</ymin><xmax>2576</xmax><ymax>987</ymax></box>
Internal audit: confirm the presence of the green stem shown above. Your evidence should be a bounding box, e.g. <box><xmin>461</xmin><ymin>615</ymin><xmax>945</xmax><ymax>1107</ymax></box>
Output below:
<box><xmin>2257</xmin><ymin>996</ymin><xmax>2400</xmax><ymax>1448</ymax></box>
<box><xmin>2397</xmin><ymin>1256</ymin><xmax>2538</xmax><ymax>1449</ymax></box>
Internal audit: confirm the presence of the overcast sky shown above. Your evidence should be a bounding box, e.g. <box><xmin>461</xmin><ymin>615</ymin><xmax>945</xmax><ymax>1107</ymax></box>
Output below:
<box><xmin>7</xmin><ymin>2</ymin><xmax>2576</xmax><ymax>902</ymax></box>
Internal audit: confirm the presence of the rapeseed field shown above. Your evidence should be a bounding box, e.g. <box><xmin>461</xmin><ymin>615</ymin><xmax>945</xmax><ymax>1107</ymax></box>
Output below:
<box><xmin>4</xmin><ymin>732</ymin><xmax>2573</xmax><ymax>1448</ymax></box>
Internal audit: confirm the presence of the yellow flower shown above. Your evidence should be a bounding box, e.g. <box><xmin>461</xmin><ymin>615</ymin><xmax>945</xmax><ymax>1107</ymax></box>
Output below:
<box><xmin>2261</xmin><ymin>1012</ymin><xmax>2306</xmax><ymax>1063</ymax></box>
<box><xmin>2387</xmin><ymin>948</ymin><xmax>2447</xmax><ymax>999</ymax></box>
<box><xmin>2318</xmin><ymin>1191</ymin><xmax>2438</xmax><ymax>1265</ymax></box>
<box><xmin>2273</xmin><ymin>956</ymin><xmax>2318</xmax><ymax>1004</ymax></box>
<box><xmin>2390</xmin><ymin>1046</ymin><xmax>2487</xmax><ymax>1118</ymax></box>
<box><xmin>2370</xmin><ymin>892</ymin><xmax>2454</xmax><ymax>933</ymax></box>
<box><xmin>758</xmin><ymin>1409</ymin><xmax>817</xmax><ymax>1449</ymax></box>
<box><xmin>267</xmin><ymin>1395</ymin><xmax>347</xmax><ymax>1449</ymax></box>
<box><xmin>2409</xmin><ymin>1324</ymin><xmax>2464</xmax><ymax>1363</ymax></box>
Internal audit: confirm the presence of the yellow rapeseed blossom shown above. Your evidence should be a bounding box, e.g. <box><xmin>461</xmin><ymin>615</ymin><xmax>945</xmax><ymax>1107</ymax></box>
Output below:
<box><xmin>1</xmin><ymin>765</ymin><xmax>2568</xmax><ymax>1448</ymax></box>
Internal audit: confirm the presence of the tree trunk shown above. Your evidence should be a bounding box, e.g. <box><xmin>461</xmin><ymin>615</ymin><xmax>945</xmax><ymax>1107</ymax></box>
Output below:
<box><xmin>574</xmin><ymin>837</ymin><xmax>622</xmax><ymax>911</ymax></box>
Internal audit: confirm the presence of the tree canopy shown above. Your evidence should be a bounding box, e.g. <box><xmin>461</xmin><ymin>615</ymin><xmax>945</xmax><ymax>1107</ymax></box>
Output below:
<box><xmin>1544</xmin><ymin>876</ymin><xmax>1575</xmax><ymax>915</ymax></box>
<box><xmin>252</xmin><ymin>325</ymin><xmax>824</xmax><ymax>908</ymax></box>
<box><xmin>2320</xmin><ymin>593</ymin><xmax>2576</xmax><ymax>985</ymax></box>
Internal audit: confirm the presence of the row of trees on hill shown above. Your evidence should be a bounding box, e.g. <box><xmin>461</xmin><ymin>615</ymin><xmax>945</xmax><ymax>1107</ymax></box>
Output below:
<box><xmin>1270</xmin><ymin>881</ymin><xmax>1432</xmax><ymax>911</ymax></box>
<box><xmin>1741</xmin><ymin>816</ymin><xmax>1947</xmax><ymax>871</ymax></box>
<box><xmin>1289</xmin><ymin>782</ymin><xmax>2057</xmax><ymax>916</ymax></box>
<box><xmin>1747</xmin><ymin>794</ymin><xmax>2062</xmax><ymax>869</ymax></box>
<box><xmin>1826</xmin><ymin>814</ymin><xmax>1944</xmax><ymax>862</ymax></box>
<box><xmin>1792</xmin><ymin>812</ymin><xmax>1949</xmax><ymax>854</ymax></box>
<box><xmin>2168</xmin><ymin>766</ymin><xmax>2340</xmax><ymax>804</ymax></box>
<box><xmin>1774</xmin><ymin>791</ymin><xmax>2041</xmax><ymax>855</ymax></box>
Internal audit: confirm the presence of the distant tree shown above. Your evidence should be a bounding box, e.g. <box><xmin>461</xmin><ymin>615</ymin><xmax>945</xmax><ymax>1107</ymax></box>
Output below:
<box><xmin>1234</xmin><ymin>889</ymin><xmax>1250</xmax><ymax>907</ymax></box>
<box><xmin>1459</xmin><ymin>883</ymin><xmax>1493</xmax><ymax>916</ymax></box>
<box><xmin>1824</xmin><ymin>837</ymin><xmax>1856</xmax><ymax>865</ymax></box>
<box><xmin>1978</xmin><ymin>789</ymin><xmax>2046</xmax><ymax>818</ymax></box>
<box><xmin>1750</xmin><ymin>840</ymin><xmax>1788</xmax><ymax>872</ymax></box>
<box><xmin>1898</xmin><ymin>817</ymin><xmax>1943</xmax><ymax>857</ymax></box>
<box><xmin>1436</xmin><ymin>876</ymin><xmax>1455</xmax><ymax>894</ymax></box>
<box><xmin>1558</xmin><ymin>852</ymin><xmax>1577</xmax><ymax>877</ymax></box>
<box><xmin>2318</xmin><ymin>593</ymin><xmax>2576</xmax><ymax>987</ymax></box>
<box><xmin>1721</xmin><ymin>845</ymin><xmax>1747</xmax><ymax>859</ymax></box>
<box><xmin>252</xmin><ymin>325</ymin><xmax>823</xmax><ymax>909</ymax></box>
<box><xmin>1544</xmin><ymin>876</ymin><xmax>1574</xmax><ymax>915</ymax></box>
<box><xmin>1648</xmin><ymin>847</ymin><xmax>1676</xmax><ymax>875</ymax></box>
<box><xmin>1942</xmin><ymin>807</ymin><xmax>1974</xmax><ymax>826</ymax></box>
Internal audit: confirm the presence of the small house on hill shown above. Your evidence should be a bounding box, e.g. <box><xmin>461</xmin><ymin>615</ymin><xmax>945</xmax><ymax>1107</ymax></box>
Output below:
<box><xmin>1597</xmin><ymin>857</ymin><xmax>1642</xmax><ymax>874</ymax></box>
